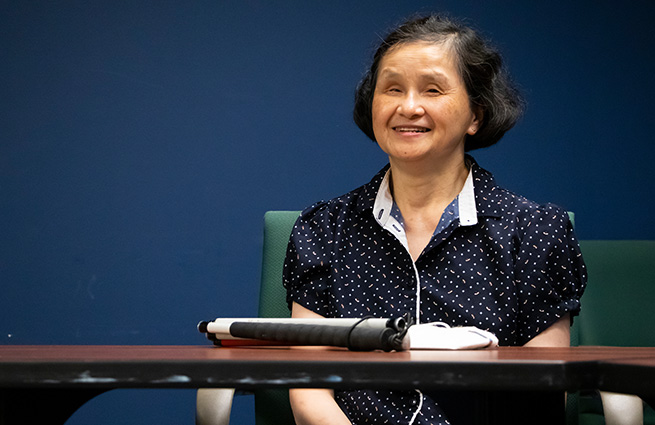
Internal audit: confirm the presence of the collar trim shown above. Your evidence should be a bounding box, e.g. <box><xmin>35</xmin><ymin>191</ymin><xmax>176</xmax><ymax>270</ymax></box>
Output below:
<box><xmin>373</xmin><ymin>170</ymin><xmax>409</xmax><ymax>249</ymax></box>
<box><xmin>458</xmin><ymin>169</ymin><xmax>478</xmax><ymax>227</ymax></box>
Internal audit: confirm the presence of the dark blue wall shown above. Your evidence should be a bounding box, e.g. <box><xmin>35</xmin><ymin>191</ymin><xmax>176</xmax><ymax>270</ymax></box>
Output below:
<box><xmin>2</xmin><ymin>1</ymin><xmax>653</xmax><ymax>423</ymax></box>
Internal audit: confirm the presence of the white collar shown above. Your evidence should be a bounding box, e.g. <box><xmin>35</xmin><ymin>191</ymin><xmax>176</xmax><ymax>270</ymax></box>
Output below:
<box><xmin>373</xmin><ymin>167</ymin><xmax>478</xmax><ymax>229</ymax></box>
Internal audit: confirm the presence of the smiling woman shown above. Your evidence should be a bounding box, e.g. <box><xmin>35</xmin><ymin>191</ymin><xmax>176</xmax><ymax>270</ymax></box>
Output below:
<box><xmin>353</xmin><ymin>15</ymin><xmax>524</xmax><ymax>152</ymax></box>
<box><xmin>284</xmin><ymin>14</ymin><xmax>586</xmax><ymax>425</ymax></box>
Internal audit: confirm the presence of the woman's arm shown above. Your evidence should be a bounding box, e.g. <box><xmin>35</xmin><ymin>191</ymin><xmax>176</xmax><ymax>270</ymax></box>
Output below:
<box><xmin>523</xmin><ymin>313</ymin><xmax>570</xmax><ymax>347</ymax></box>
<box><xmin>289</xmin><ymin>388</ymin><xmax>351</xmax><ymax>425</ymax></box>
<box><xmin>288</xmin><ymin>302</ymin><xmax>352</xmax><ymax>425</ymax></box>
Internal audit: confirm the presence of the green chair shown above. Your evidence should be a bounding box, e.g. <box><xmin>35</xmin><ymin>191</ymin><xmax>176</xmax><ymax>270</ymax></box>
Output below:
<box><xmin>253</xmin><ymin>211</ymin><xmax>300</xmax><ymax>425</ymax></box>
<box><xmin>196</xmin><ymin>211</ymin><xmax>300</xmax><ymax>425</ymax></box>
<box><xmin>571</xmin><ymin>240</ymin><xmax>655</xmax><ymax>425</ymax></box>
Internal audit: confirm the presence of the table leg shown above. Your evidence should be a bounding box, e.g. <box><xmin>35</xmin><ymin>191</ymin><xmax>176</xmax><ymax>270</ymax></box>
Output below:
<box><xmin>485</xmin><ymin>390</ymin><xmax>566</xmax><ymax>425</ymax></box>
<box><xmin>0</xmin><ymin>388</ymin><xmax>106</xmax><ymax>425</ymax></box>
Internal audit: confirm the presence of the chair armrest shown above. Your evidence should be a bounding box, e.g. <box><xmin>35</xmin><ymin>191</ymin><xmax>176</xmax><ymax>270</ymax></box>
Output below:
<box><xmin>196</xmin><ymin>388</ymin><xmax>235</xmax><ymax>425</ymax></box>
<box><xmin>600</xmin><ymin>391</ymin><xmax>643</xmax><ymax>425</ymax></box>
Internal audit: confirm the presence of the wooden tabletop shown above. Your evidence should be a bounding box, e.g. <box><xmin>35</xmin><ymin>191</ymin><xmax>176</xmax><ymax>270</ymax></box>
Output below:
<box><xmin>3</xmin><ymin>344</ymin><xmax>654</xmax><ymax>361</ymax></box>
<box><xmin>2</xmin><ymin>345</ymin><xmax>655</xmax><ymax>394</ymax></box>
<box><xmin>3</xmin><ymin>344</ymin><xmax>655</xmax><ymax>363</ymax></box>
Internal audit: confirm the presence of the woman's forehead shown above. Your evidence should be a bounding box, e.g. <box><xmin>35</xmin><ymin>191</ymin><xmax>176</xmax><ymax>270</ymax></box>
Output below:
<box><xmin>378</xmin><ymin>42</ymin><xmax>460</xmax><ymax>77</ymax></box>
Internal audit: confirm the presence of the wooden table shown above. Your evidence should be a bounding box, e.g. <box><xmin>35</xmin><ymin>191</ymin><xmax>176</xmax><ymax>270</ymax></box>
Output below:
<box><xmin>1</xmin><ymin>345</ymin><xmax>654</xmax><ymax>424</ymax></box>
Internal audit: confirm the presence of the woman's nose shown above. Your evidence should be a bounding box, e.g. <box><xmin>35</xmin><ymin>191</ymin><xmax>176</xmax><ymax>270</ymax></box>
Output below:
<box><xmin>397</xmin><ymin>92</ymin><xmax>425</xmax><ymax>117</ymax></box>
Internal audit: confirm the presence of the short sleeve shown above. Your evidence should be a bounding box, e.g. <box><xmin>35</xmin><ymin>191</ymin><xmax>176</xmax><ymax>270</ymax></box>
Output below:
<box><xmin>283</xmin><ymin>202</ymin><xmax>335</xmax><ymax>317</ymax></box>
<box><xmin>513</xmin><ymin>204</ymin><xmax>587</xmax><ymax>344</ymax></box>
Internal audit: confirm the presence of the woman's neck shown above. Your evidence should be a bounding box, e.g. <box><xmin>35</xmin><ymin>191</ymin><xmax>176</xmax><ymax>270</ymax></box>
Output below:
<box><xmin>389</xmin><ymin>155</ymin><xmax>469</xmax><ymax>212</ymax></box>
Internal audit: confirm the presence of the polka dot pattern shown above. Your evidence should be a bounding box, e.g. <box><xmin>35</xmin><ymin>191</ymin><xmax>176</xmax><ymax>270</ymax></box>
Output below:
<box><xmin>283</xmin><ymin>157</ymin><xmax>587</xmax><ymax>424</ymax></box>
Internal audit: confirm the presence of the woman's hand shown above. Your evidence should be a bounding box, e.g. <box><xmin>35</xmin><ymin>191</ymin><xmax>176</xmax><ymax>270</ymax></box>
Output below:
<box><xmin>288</xmin><ymin>302</ymin><xmax>352</xmax><ymax>425</ymax></box>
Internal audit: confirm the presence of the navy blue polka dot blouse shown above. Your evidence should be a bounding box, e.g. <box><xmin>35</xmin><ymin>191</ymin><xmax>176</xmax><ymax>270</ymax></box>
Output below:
<box><xmin>284</xmin><ymin>157</ymin><xmax>587</xmax><ymax>424</ymax></box>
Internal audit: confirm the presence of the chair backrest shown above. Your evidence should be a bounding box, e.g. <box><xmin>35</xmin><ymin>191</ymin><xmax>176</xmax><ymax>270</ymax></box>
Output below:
<box><xmin>575</xmin><ymin>240</ymin><xmax>655</xmax><ymax>347</ymax></box>
<box><xmin>257</xmin><ymin>211</ymin><xmax>300</xmax><ymax>319</ymax></box>
<box><xmin>254</xmin><ymin>211</ymin><xmax>300</xmax><ymax>425</ymax></box>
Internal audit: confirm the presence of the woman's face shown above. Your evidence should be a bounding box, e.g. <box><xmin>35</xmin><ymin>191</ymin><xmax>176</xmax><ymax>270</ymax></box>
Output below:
<box><xmin>372</xmin><ymin>41</ymin><xmax>481</xmax><ymax>166</ymax></box>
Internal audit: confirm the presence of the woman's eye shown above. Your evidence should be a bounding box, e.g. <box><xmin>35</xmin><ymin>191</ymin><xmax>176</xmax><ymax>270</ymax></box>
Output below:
<box><xmin>426</xmin><ymin>88</ymin><xmax>441</xmax><ymax>94</ymax></box>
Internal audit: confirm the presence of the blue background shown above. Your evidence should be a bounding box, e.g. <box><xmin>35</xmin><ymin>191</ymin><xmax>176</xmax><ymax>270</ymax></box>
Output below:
<box><xmin>1</xmin><ymin>1</ymin><xmax>653</xmax><ymax>423</ymax></box>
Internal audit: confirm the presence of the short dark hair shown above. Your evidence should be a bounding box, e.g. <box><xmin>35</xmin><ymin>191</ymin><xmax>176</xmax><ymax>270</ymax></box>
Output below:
<box><xmin>353</xmin><ymin>14</ymin><xmax>525</xmax><ymax>151</ymax></box>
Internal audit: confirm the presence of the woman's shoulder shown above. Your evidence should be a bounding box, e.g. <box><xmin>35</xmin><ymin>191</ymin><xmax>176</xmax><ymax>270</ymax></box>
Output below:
<box><xmin>295</xmin><ymin>188</ymin><xmax>366</xmax><ymax>234</ymax></box>
<box><xmin>296</xmin><ymin>166</ymin><xmax>388</xmax><ymax>227</ymax></box>
<box><xmin>499</xmin><ymin>186</ymin><xmax>568</xmax><ymax>219</ymax></box>
<box><xmin>473</xmin><ymin>162</ymin><xmax>571</xmax><ymax>226</ymax></box>
<box><xmin>486</xmin><ymin>184</ymin><xmax>574</xmax><ymax>241</ymax></box>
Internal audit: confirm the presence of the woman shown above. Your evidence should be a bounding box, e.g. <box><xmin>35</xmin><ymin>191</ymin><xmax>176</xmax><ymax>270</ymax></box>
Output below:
<box><xmin>283</xmin><ymin>14</ymin><xmax>586</xmax><ymax>425</ymax></box>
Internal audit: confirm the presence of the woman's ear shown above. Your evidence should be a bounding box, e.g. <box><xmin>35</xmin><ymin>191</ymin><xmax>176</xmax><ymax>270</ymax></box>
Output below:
<box><xmin>468</xmin><ymin>106</ymin><xmax>484</xmax><ymax>135</ymax></box>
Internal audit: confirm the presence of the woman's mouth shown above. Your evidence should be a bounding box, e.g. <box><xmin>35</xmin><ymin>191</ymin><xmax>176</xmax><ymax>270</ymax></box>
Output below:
<box><xmin>393</xmin><ymin>127</ymin><xmax>431</xmax><ymax>133</ymax></box>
